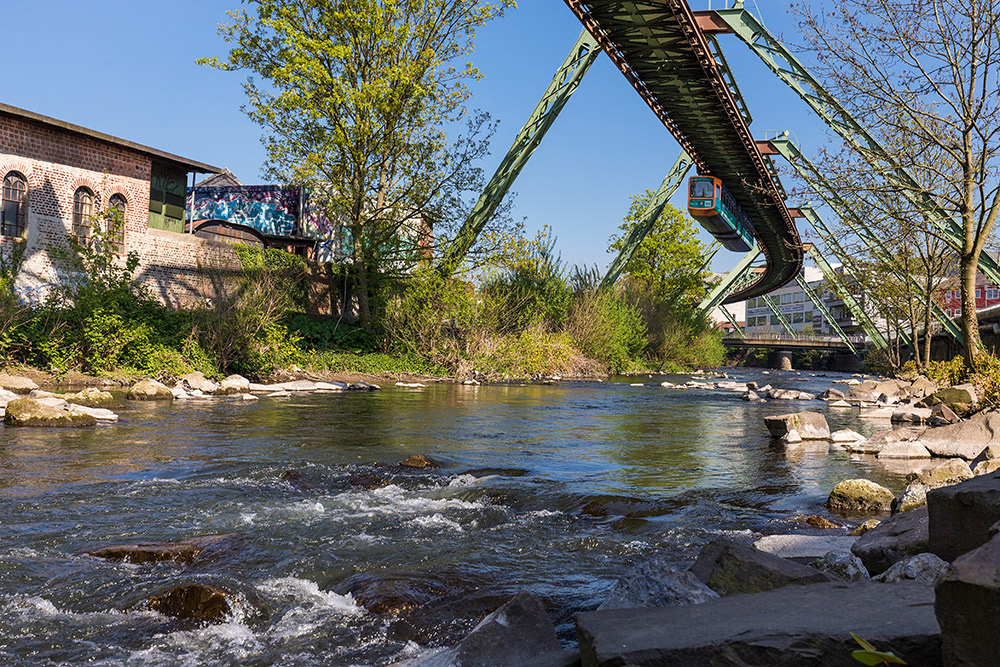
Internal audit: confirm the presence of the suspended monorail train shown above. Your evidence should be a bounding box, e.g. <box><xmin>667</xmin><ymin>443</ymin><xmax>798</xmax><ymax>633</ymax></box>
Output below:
<box><xmin>687</xmin><ymin>175</ymin><xmax>755</xmax><ymax>252</ymax></box>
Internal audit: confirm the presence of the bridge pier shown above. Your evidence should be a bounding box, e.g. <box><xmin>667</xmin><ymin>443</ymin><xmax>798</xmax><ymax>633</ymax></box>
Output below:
<box><xmin>767</xmin><ymin>350</ymin><xmax>793</xmax><ymax>371</ymax></box>
<box><xmin>834</xmin><ymin>353</ymin><xmax>861</xmax><ymax>373</ymax></box>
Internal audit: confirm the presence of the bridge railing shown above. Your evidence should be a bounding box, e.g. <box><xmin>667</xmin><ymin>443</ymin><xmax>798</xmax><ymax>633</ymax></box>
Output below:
<box><xmin>732</xmin><ymin>332</ymin><xmax>867</xmax><ymax>344</ymax></box>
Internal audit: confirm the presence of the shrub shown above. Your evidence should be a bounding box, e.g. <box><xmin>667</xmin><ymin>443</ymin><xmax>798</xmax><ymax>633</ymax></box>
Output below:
<box><xmin>566</xmin><ymin>288</ymin><xmax>646</xmax><ymax>373</ymax></box>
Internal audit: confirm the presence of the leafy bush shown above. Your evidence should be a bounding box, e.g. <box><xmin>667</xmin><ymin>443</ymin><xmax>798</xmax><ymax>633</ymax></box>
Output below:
<box><xmin>924</xmin><ymin>355</ymin><xmax>968</xmax><ymax>388</ymax></box>
<box><xmin>285</xmin><ymin>314</ymin><xmax>377</xmax><ymax>352</ymax></box>
<box><xmin>566</xmin><ymin>288</ymin><xmax>646</xmax><ymax>373</ymax></box>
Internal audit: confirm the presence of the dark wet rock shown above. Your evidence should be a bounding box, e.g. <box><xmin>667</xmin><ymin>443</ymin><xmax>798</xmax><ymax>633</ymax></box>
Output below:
<box><xmin>570</xmin><ymin>494</ymin><xmax>673</xmax><ymax>519</ymax></box>
<box><xmin>127</xmin><ymin>378</ymin><xmax>174</xmax><ymax>401</ymax></box>
<box><xmin>400</xmin><ymin>454</ymin><xmax>439</xmax><ymax>469</ymax></box>
<box><xmin>921</xmin><ymin>409</ymin><xmax>1000</xmax><ymax>460</ymax></box>
<box><xmin>936</xmin><ymin>532</ymin><xmax>1000</xmax><ymax>665</ymax></box>
<box><xmin>763</xmin><ymin>411</ymin><xmax>830</xmax><ymax>440</ymax></box>
<box><xmin>463</xmin><ymin>468</ymin><xmax>530</xmax><ymax>478</ymax></box>
<box><xmin>850</xmin><ymin>518</ymin><xmax>881</xmax><ymax>536</ymax></box>
<box><xmin>576</xmin><ymin>581</ymin><xmax>940</xmax><ymax>667</ymax></box>
<box><xmin>852</xmin><ymin>506</ymin><xmax>929</xmax><ymax>575</ymax></box>
<box><xmin>4</xmin><ymin>398</ymin><xmax>96</xmax><ymax>427</ymax></box>
<box><xmin>598</xmin><ymin>556</ymin><xmax>718</xmax><ymax>610</ymax></box>
<box><xmin>141</xmin><ymin>583</ymin><xmax>232</xmax><ymax>622</ymax></box>
<box><xmin>689</xmin><ymin>539</ymin><xmax>831</xmax><ymax>596</ymax></box>
<box><xmin>810</xmin><ymin>550</ymin><xmax>870</xmax><ymax>582</ymax></box>
<box><xmin>873</xmin><ymin>553</ymin><xmax>949</xmax><ymax>583</ymax></box>
<box><xmin>350</xmin><ymin>381</ymin><xmax>381</xmax><ymax>391</ymax></box>
<box><xmin>917</xmin><ymin>385</ymin><xmax>977</xmax><ymax>414</ymax></box>
<box><xmin>83</xmin><ymin>535</ymin><xmax>236</xmax><ymax>565</ymax></box>
<box><xmin>827</xmin><ymin>478</ymin><xmax>895</xmax><ymax>514</ymax></box>
<box><xmin>387</xmin><ymin>591</ymin><xmax>511</xmax><ymax>646</ymax></box>
<box><xmin>347</xmin><ymin>472</ymin><xmax>390</xmax><ymax>490</ymax></box>
<box><xmin>406</xmin><ymin>592</ymin><xmax>560</xmax><ymax>667</ymax></box>
<box><xmin>0</xmin><ymin>373</ymin><xmax>38</xmax><ymax>394</ymax></box>
<box><xmin>347</xmin><ymin>570</ymin><xmax>476</xmax><ymax>616</ymax></box>
<box><xmin>927</xmin><ymin>471</ymin><xmax>1000</xmax><ymax>562</ymax></box>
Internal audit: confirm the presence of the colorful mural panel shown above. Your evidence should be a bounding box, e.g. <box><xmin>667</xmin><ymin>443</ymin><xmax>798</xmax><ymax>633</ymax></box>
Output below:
<box><xmin>190</xmin><ymin>186</ymin><xmax>301</xmax><ymax>237</ymax></box>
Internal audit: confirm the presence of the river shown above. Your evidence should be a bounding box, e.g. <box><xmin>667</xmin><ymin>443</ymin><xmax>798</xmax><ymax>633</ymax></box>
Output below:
<box><xmin>0</xmin><ymin>369</ymin><xmax>908</xmax><ymax>666</ymax></box>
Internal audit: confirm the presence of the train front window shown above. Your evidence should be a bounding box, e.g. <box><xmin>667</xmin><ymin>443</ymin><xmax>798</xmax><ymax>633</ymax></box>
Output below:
<box><xmin>690</xmin><ymin>179</ymin><xmax>715</xmax><ymax>199</ymax></box>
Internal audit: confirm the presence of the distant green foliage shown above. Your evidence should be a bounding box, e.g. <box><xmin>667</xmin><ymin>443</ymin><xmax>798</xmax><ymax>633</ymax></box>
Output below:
<box><xmin>285</xmin><ymin>314</ymin><xmax>377</xmax><ymax>353</ymax></box>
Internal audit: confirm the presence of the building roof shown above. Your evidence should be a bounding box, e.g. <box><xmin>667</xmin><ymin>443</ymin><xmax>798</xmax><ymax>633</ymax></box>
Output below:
<box><xmin>0</xmin><ymin>102</ymin><xmax>222</xmax><ymax>174</ymax></box>
<box><xmin>195</xmin><ymin>169</ymin><xmax>243</xmax><ymax>187</ymax></box>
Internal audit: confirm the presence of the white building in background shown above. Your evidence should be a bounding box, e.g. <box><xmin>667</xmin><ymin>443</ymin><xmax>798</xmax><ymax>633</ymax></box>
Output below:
<box><xmin>711</xmin><ymin>264</ymin><xmax>874</xmax><ymax>338</ymax></box>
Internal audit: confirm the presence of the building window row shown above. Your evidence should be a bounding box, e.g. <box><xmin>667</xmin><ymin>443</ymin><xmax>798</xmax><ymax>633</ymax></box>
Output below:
<box><xmin>0</xmin><ymin>173</ymin><xmax>128</xmax><ymax>252</ymax></box>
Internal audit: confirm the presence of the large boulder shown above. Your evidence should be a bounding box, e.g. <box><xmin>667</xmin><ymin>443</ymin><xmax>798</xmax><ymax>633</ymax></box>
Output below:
<box><xmin>0</xmin><ymin>373</ymin><xmax>38</xmax><ymax>394</ymax></box>
<box><xmin>689</xmin><ymin>539</ymin><xmax>831</xmax><ymax>596</ymax></box>
<box><xmin>891</xmin><ymin>407</ymin><xmax>933</xmax><ymax>424</ymax></box>
<box><xmin>917</xmin><ymin>384</ymin><xmax>978</xmax><ymax>414</ymax></box>
<box><xmin>407</xmin><ymin>592</ymin><xmax>560</xmax><ymax>667</ymax></box>
<box><xmin>576</xmin><ymin>582</ymin><xmax>940</xmax><ymax>667</ymax></box>
<box><xmin>845</xmin><ymin>379</ymin><xmax>880</xmax><ymax>403</ymax></box>
<box><xmin>936</xmin><ymin>532</ymin><xmax>1000</xmax><ymax>666</ymax></box>
<box><xmin>852</xmin><ymin>506</ymin><xmax>929</xmax><ymax>575</ymax></box>
<box><xmin>827</xmin><ymin>478</ymin><xmax>895</xmax><ymax>514</ymax></box>
<box><xmin>53</xmin><ymin>388</ymin><xmax>116</xmax><ymax>407</ymax></box>
<box><xmin>909</xmin><ymin>376</ymin><xmax>938</xmax><ymax>400</ymax></box>
<box><xmin>598</xmin><ymin>557</ymin><xmax>718</xmax><ymax>610</ymax></box>
<box><xmin>921</xmin><ymin>410</ymin><xmax>1000</xmax><ymax>460</ymax></box>
<box><xmin>927</xmin><ymin>471</ymin><xmax>1000</xmax><ymax>562</ymax></box>
<box><xmin>878</xmin><ymin>441</ymin><xmax>932</xmax><ymax>459</ymax></box>
<box><xmin>3</xmin><ymin>398</ymin><xmax>96</xmax><ymax>427</ymax></box>
<box><xmin>763</xmin><ymin>411</ymin><xmax>830</xmax><ymax>440</ymax></box>
<box><xmin>127</xmin><ymin>379</ymin><xmax>174</xmax><ymax>401</ymax></box>
<box><xmin>219</xmin><ymin>374</ymin><xmax>251</xmax><ymax>394</ymax></box>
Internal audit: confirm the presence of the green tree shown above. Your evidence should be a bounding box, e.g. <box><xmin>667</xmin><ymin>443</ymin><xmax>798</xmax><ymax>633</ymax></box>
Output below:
<box><xmin>202</xmin><ymin>0</ymin><xmax>514</xmax><ymax>326</ymax></box>
<box><xmin>607</xmin><ymin>196</ymin><xmax>709</xmax><ymax>308</ymax></box>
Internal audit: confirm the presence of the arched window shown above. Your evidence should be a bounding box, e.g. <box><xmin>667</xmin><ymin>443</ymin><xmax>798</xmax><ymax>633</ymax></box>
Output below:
<box><xmin>2</xmin><ymin>172</ymin><xmax>27</xmax><ymax>238</ymax></box>
<box><xmin>107</xmin><ymin>193</ymin><xmax>127</xmax><ymax>254</ymax></box>
<box><xmin>73</xmin><ymin>187</ymin><xmax>94</xmax><ymax>245</ymax></box>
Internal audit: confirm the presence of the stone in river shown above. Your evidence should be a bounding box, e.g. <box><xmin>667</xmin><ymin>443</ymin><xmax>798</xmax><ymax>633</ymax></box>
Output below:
<box><xmin>916</xmin><ymin>384</ymin><xmax>977</xmax><ymax>414</ymax></box>
<box><xmin>4</xmin><ymin>398</ymin><xmax>96</xmax><ymax>427</ymax></box>
<box><xmin>921</xmin><ymin>409</ymin><xmax>1000</xmax><ymax>460</ymax></box>
<box><xmin>127</xmin><ymin>378</ymin><xmax>174</xmax><ymax>401</ymax></box>
<box><xmin>405</xmin><ymin>592</ymin><xmax>560</xmax><ymax>667</ymax></box>
<box><xmin>219</xmin><ymin>374</ymin><xmax>251</xmax><ymax>393</ymax></box>
<box><xmin>141</xmin><ymin>583</ymin><xmax>233</xmax><ymax>622</ymax></box>
<box><xmin>576</xmin><ymin>581</ymin><xmax>940</xmax><ymax>667</ymax></box>
<box><xmin>831</xmin><ymin>428</ymin><xmax>864</xmax><ymax>443</ymax></box>
<box><xmin>754</xmin><ymin>534</ymin><xmax>857</xmax><ymax>560</ymax></box>
<box><xmin>0</xmin><ymin>373</ymin><xmax>37</xmax><ymax>394</ymax></box>
<box><xmin>178</xmin><ymin>371</ymin><xmax>220</xmax><ymax>395</ymax></box>
<box><xmin>400</xmin><ymin>454</ymin><xmax>439</xmax><ymax>469</ymax></box>
<box><xmin>763</xmin><ymin>411</ymin><xmax>830</xmax><ymax>440</ymax></box>
<box><xmin>810</xmin><ymin>550</ymin><xmax>870</xmax><ymax>582</ymax></box>
<box><xmin>852</xmin><ymin>506</ymin><xmax>929</xmax><ymax>575</ymax></box>
<box><xmin>83</xmin><ymin>535</ymin><xmax>235</xmax><ymax>564</ymax></box>
<box><xmin>689</xmin><ymin>539</ymin><xmax>831</xmax><ymax>596</ymax></box>
<box><xmin>877</xmin><ymin>441</ymin><xmax>932</xmax><ymax>459</ymax></box>
<box><xmin>827</xmin><ymin>478</ymin><xmax>895</xmax><ymax>514</ymax></box>
<box><xmin>598</xmin><ymin>555</ymin><xmax>718</xmax><ymax>610</ymax></box>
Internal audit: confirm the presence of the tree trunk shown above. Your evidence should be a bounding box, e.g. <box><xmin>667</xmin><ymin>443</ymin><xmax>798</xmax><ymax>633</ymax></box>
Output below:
<box><xmin>960</xmin><ymin>251</ymin><xmax>982</xmax><ymax>367</ymax></box>
<box><xmin>922</xmin><ymin>288</ymin><xmax>933</xmax><ymax>369</ymax></box>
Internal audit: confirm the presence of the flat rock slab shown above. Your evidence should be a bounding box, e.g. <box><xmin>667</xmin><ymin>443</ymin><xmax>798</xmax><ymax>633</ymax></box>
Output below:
<box><xmin>921</xmin><ymin>410</ymin><xmax>1000</xmax><ymax>460</ymax></box>
<box><xmin>754</xmin><ymin>534</ymin><xmax>857</xmax><ymax>559</ymax></box>
<box><xmin>576</xmin><ymin>581</ymin><xmax>940</xmax><ymax>667</ymax></box>
<box><xmin>690</xmin><ymin>539</ymin><xmax>831</xmax><ymax>595</ymax></box>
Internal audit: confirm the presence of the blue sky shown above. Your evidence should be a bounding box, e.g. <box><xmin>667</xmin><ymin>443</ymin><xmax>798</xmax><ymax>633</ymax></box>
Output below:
<box><xmin>3</xmin><ymin>1</ymin><xmax>833</xmax><ymax>274</ymax></box>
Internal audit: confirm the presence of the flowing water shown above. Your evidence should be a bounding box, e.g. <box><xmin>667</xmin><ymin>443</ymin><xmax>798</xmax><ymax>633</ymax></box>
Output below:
<box><xmin>0</xmin><ymin>369</ymin><xmax>909</xmax><ymax>666</ymax></box>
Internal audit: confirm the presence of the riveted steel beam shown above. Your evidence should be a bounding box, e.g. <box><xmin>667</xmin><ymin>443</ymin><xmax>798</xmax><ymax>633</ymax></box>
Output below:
<box><xmin>795</xmin><ymin>273</ymin><xmax>860</xmax><ymax>358</ymax></box>
<box><xmin>698</xmin><ymin>245</ymin><xmax>762</xmax><ymax>315</ymax></box>
<box><xmin>438</xmin><ymin>29</ymin><xmax>600</xmax><ymax>276</ymax></box>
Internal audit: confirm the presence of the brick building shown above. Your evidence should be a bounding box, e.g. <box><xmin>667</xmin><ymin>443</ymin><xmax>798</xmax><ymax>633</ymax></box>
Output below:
<box><xmin>0</xmin><ymin>102</ymin><xmax>246</xmax><ymax>307</ymax></box>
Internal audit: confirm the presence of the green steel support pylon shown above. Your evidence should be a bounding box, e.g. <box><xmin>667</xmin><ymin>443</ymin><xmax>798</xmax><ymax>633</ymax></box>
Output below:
<box><xmin>719</xmin><ymin>304</ymin><xmax>745</xmax><ymax>337</ymax></box>
<box><xmin>438</xmin><ymin>29</ymin><xmax>601</xmax><ymax>276</ymax></box>
<box><xmin>804</xmin><ymin>241</ymin><xmax>889</xmax><ymax>350</ymax></box>
<box><xmin>708</xmin><ymin>4</ymin><xmax>1000</xmax><ymax>289</ymax></box>
<box><xmin>795</xmin><ymin>274</ymin><xmax>860</xmax><ymax>358</ymax></box>
<box><xmin>698</xmin><ymin>246</ymin><xmax>762</xmax><ymax>316</ymax></box>
<box><xmin>771</xmin><ymin>137</ymin><xmax>962</xmax><ymax>345</ymax></box>
<box><xmin>601</xmin><ymin>151</ymin><xmax>694</xmax><ymax>288</ymax></box>
<box><xmin>698</xmin><ymin>240</ymin><xmax>722</xmax><ymax>275</ymax></box>
<box><xmin>759</xmin><ymin>293</ymin><xmax>796</xmax><ymax>337</ymax></box>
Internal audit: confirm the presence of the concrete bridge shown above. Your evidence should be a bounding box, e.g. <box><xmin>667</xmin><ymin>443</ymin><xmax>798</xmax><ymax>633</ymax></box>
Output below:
<box><xmin>722</xmin><ymin>334</ymin><xmax>867</xmax><ymax>371</ymax></box>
